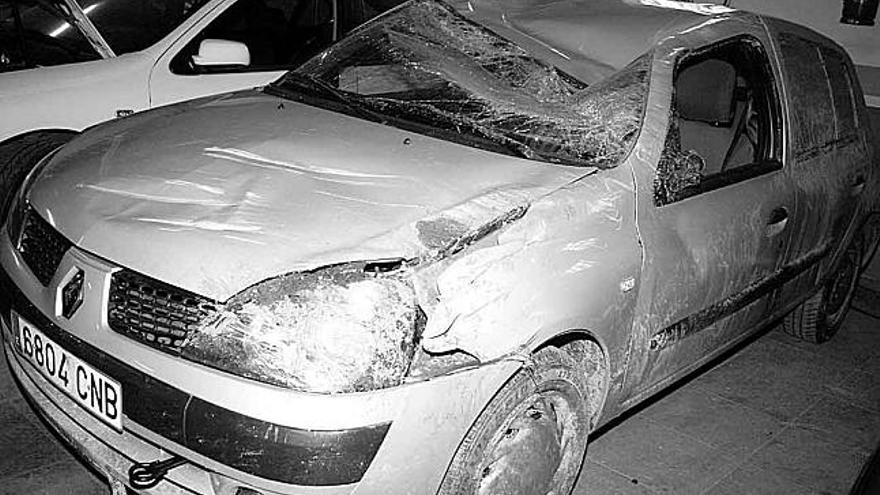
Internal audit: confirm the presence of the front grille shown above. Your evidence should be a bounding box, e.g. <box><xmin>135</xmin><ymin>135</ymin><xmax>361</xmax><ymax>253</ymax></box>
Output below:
<box><xmin>17</xmin><ymin>206</ymin><xmax>71</xmax><ymax>286</ymax></box>
<box><xmin>108</xmin><ymin>270</ymin><xmax>218</xmax><ymax>354</ymax></box>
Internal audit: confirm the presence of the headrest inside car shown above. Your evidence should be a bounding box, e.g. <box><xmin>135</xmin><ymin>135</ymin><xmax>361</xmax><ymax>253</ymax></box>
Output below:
<box><xmin>676</xmin><ymin>59</ymin><xmax>737</xmax><ymax>126</ymax></box>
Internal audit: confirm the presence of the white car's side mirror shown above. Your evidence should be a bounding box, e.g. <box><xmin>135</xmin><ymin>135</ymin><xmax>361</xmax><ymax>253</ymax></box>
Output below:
<box><xmin>191</xmin><ymin>39</ymin><xmax>250</xmax><ymax>67</ymax></box>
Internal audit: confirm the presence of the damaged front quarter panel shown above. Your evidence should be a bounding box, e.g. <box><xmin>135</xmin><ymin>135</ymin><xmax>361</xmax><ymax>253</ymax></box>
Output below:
<box><xmin>412</xmin><ymin>164</ymin><xmax>642</xmax><ymax>389</ymax></box>
<box><xmin>178</xmin><ymin>158</ymin><xmax>639</xmax><ymax>393</ymax></box>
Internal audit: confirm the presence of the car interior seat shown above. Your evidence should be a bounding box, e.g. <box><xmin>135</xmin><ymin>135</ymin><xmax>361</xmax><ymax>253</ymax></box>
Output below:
<box><xmin>676</xmin><ymin>59</ymin><xmax>749</xmax><ymax>176</ymax></box>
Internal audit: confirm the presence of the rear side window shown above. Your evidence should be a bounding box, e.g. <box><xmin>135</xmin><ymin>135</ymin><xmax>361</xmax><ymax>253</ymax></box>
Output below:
<box><xmin>776</xmin><ymin>33</ymin><xmax>861</xmax><ymax>155</ymax></box>
<box><xmin>776</xmin><ymin>33</ymin><xmax>836</xmax><ymax>153</ymax></box>
<box><xmin>820</xmin><ymin>46</ymin><xmax>859</xmax><ymax>140</ymax></box>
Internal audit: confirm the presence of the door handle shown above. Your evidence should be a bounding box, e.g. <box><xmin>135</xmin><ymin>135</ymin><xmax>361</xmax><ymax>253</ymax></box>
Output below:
<box><xmin>851</xmin><ymin>175</ymin><xmax>866</xmax><ymax>196</ymax></box>
<box><xmin>765</xmin><ymin>206</ymin><xmax>789</xmax><ymax>237</ymax></box>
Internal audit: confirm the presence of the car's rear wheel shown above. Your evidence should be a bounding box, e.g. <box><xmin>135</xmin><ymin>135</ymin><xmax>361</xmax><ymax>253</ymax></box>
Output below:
<box><xmin>782</xmin><ymin>243</ymin><xmax>862</xmax><ymax>343</ymax></box>
<box><xmin>0</xmin><ymin>132</ymin><xmax>75</xmax><ymax>220</ymax></box>
<box><xmin>437</xmin><ymin>344</ymin><xmax>591</xmax><ymax>495</ymax></box>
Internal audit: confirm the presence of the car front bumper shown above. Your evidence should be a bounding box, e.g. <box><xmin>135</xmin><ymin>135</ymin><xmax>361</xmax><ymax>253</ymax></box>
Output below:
<box><xmin>0</xmin><ymin>231</ymin><xmax>521</xmax><ymax>495</ymax></box>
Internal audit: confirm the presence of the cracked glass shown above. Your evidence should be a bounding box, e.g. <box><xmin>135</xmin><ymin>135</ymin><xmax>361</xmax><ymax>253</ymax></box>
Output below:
<box><xmin>272</xmin><ymin>0</ymin><xmax>650</xmax><ymax>168</ymax></box>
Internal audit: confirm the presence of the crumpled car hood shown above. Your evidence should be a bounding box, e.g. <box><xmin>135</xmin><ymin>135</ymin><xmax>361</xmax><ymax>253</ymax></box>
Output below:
<box><xmin>28</xmin><ymin>91</ymin><xmax>590</xmax><ymax>301</ymax></box>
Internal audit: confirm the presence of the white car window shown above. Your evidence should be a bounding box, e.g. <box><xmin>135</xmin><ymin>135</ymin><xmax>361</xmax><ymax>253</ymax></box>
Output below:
<box><xmin>74</xmin><ymin>0</ymin><xmax>209</xmax><ymax>54</ymax></box>
<box><xmin>171</xmin><ymin>0</ymin><xmax>338</xmax><ymax>73</ymax></box>
<box><xmin>0</xmin><ymin>0</ymin><xmax>101</xmax><ymax>71</ymax></box>
<box><xmin>169</xmin><ymin>0</ymin><xmax>404</xmax><ymax>74</ymax></box>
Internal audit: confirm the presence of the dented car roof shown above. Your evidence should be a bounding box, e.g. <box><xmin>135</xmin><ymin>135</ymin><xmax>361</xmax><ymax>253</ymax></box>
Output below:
<box><xmin>458</xmin><ymin>0</ymin><xmax>741</xmax><ymax>79</ymax></box>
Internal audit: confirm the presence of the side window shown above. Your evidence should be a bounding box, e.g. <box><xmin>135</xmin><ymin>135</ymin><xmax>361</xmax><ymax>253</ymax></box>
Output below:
<box><xmin>819</xmin><ymin>46</ymin><xmax>859</xmax><ymax>141</ymax></box>
<box><xmin>171</xmin><ymin>0</ymin><xmax>336</xmax><ymax>74</ymax></box>
<box><xmin>776</xmin><ymin>34</ymin><xmax>834</xmax><ymax>152</ymax></box>
<box><xmin>655</xmin><ymin>37</ymin><xmax>781</xmax><ymax>206</ymax></box>
<box><xmin>75</xmin><ymin>0</ymin><xmax>211</xmax><ymax>56</ymax></box>
<box><xmin>0</xmin><ymin>0</ymin><xmax>101</xmax><ymax>71</ymax></box>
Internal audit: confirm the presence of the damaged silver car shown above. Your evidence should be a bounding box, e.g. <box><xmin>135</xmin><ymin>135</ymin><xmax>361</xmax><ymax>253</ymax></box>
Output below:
<box><xmin>1</xmin><ymin>0</ymin><xmax>878</xmax><ymax>494</ymax></box>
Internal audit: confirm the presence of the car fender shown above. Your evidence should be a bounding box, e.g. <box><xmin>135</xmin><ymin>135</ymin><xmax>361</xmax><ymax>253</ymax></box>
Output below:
<box><xmin>419</xmin><ymin>163</ymin><xmax>642</xmax><ymax>425</ymax></box>
<box><xmin>0</xmin><ymin>54</ymin><xmax>153</xmax><ymax>144</ymax></box>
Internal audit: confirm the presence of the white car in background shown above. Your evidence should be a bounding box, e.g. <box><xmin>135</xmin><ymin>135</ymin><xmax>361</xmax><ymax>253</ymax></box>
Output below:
<box><xmin>0</xmin><ymin>0</ymin><xmax>401</xmax><ymax>213</ymax></box>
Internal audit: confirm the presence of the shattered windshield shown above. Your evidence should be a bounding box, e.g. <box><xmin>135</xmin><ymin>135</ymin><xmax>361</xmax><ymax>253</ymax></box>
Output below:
<box><xmin>274</xmin><ymin>0</ymin><xmax>650</xmax><ymax>167</ymax></box>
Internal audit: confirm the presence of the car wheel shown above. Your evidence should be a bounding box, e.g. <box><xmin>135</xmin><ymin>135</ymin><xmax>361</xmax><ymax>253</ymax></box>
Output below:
<box><xmin>437</xmin><ymin>344</ymin><xmax>591</xmax><ymax>495</ymax></box>
<box><xmin>0</xmin><ymin>132</ymin><xmax>75</xmax><ymax>220</ymax></box>
<box><xmin>782</xmin><ymin>243</ymin><xmax>862</xmax><ymax>343</ymax></box>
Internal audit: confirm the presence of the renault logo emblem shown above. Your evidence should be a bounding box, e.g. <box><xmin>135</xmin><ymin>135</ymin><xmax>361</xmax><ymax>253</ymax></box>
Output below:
<box><xmin>61</xmin><ymin>268</ymin><xmax>85</xmax><ymax>319</ymax></box>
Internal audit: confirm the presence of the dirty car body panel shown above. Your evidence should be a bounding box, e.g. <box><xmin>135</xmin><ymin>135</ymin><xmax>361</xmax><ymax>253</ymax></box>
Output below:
<box><xmin>1</xmin><ymin>0</ymin><xmax>877</xmax><ymax>494</ymax></box>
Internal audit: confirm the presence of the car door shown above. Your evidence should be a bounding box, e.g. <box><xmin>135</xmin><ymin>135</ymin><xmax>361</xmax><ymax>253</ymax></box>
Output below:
<box><xmin>764</xmin><ymin>20</ymin><xmax>873</xmax><ymax>308</ymax></box>
<box><xmin>622</xmin><ymin>30</ymin><xmax>799</xmax><ymax>399</ymax></box>
<box><xmin>148</xmin><ymin>0</ymin><xmax>342</xmax><ymax>108</ymax></box>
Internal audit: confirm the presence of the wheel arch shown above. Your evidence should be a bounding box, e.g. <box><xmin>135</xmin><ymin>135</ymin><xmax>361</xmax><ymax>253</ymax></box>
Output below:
<box><xmin>0</xmin><ymin>129</ymin><xmax>80</xmax><ymax>151</ymax></box>
<box><xmin>531</xmin><ymin>329</ymin><xmax>611</xmax><ymax>429</ymax></box>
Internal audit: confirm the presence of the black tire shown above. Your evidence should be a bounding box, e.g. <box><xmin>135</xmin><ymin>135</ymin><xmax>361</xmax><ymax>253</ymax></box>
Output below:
<box><xmin>437</xmin><ymin>344</ymin><xmax>591</xmax><ymax>495</ymax></box>
<box><xmin>0</xmin><ymin>132</ymin><xmax>75</xmax><ymax>221</ymax></box>
<box><xmin>782</xmin><ymin>243</ymin><xmax>862</xmax><ymax>343</ymax></box>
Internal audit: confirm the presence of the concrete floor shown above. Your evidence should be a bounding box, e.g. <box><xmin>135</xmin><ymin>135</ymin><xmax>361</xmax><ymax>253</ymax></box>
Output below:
<box><xmin>1</xmin><ymin>264</ymin><xmax>879</xmax><ymax>494</ymax></box>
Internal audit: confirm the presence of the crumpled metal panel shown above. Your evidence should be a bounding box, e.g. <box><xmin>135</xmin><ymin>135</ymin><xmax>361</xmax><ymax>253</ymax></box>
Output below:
<box><xmin>417</xmin><ymin>165</ymin><xmax>640</xmax><ymax>366</ymax></box>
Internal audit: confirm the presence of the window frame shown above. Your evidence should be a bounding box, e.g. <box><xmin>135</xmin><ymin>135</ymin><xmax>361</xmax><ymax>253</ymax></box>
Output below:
<box><xmin>818</xmin><ymin>45</ymin><xmax>861</xmax><ymax>143</ymax></box>
<box><xmin>774</xmin><ymin>32</ymin><xmax>870</xmax><ymax>167</ymax></box>
<box><xmin>655</xmin><ymin>34</ymin><xmax>784</xmax><ymax>207</ymax></box>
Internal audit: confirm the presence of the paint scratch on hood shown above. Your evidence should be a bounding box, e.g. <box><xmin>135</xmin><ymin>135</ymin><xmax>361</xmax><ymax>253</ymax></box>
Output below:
<box><xmin>204</xmin><ymin>147</ymin><xmax>407</xmax><ymax>180</ymax></box>
<box><xmin>315</xmin><ymin>191</ymin><xmax>426</xmax><ymax>210</ymax></box>
<box><xmin>81</xmin><ymin>183</ymin><xmax>238</xmax><ymax>207</ymax></box>
<box><xmin>133</xmin><ymin>217</ymin><xmax>264</xmax><ymax>233</ymax></box>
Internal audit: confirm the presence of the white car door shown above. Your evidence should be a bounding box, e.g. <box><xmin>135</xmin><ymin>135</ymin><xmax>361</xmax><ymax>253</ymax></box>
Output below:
<box><xmin>148</xmin><ymin>0</ymin><xmax>341</xmax><ymax>108</ymax></box>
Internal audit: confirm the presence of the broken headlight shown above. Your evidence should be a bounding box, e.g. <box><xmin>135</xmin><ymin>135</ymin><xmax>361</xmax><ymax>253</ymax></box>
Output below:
<box><xmin>180</xmin><ymin>263</ymin><xmax>422</xmax><ymax>394</ymax></box>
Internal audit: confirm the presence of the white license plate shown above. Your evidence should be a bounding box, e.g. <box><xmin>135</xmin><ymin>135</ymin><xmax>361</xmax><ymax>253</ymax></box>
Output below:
<box><xmin>14</xmin><ymin>315</ymin><xmax>123</xmax><ymax>431</ymax></box>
